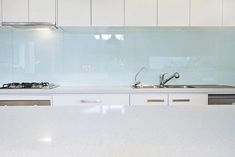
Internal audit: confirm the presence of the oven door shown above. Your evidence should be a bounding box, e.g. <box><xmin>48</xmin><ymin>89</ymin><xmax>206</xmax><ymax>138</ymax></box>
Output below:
<box><xmin>0</xmin><ymin>100</ymin><xmax>50</xmax><ymax>106</ymax></box>
<box><xmin>0</xmin><ymin>95</ymin><xmax>52</xmax><ymax>106</ymax></box>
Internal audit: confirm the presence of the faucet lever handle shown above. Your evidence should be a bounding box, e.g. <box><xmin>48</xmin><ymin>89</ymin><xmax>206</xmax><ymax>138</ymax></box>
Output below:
<box><xmin>160</xmin><ymin>73</ymin><xmax>167</xmax><ymax>79</ymax></box>
<box><xmin>159</xmin><ymin>73</ymin><xmax>167</xmax><ymax>87</ymax></box>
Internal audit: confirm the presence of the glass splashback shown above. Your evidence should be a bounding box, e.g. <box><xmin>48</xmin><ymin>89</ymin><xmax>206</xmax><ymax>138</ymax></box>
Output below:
<box><xmin>0</xmin><ymin>27</ymin><xmax>235</xmax><ymax>86</ymax></box>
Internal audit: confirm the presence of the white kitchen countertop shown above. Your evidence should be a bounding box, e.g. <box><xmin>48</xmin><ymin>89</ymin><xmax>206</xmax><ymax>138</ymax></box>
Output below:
<box><xmin>0</xmin><ymin>105</ymin><xmax>235</xmax><ymax>157</ymax></box>
<box><xmin>0</xmin><ymin>86</ymin><xmax>235</xmax><ymax>94</ymax></box>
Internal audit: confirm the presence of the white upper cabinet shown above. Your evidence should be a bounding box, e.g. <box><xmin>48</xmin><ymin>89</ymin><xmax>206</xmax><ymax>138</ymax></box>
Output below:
<box><xmin>2</xmin><ymin>0</ymin><xmax>28</xmax><ymax>22</ymax></box>
<box><xmin>58</xmin><ymin>0</ymin><xmax>90</xmax><ymax>26</ymax></box>
<box><xmin>125</xmin><ymin>0</ymin><xmax>157</xmax><ymax>26</ymax></box>
<box><xmin>2</xmin><ymin>0</ymin><xmax>234</xmax><ymax>27</ymax></box>
<box><xmin>223</xmin><ymin>0</ymin><xmax>235</xmax><ymax>26</ymax></box>
<box><xmin>0</xmin><ymin>0</ymin><xmax>2</xmax><ymax>25</ymax></box>
<box><xmin>158</xmin><ymin>0</ymin><xmax>189</xmax><ymax>26</ymax></box>
<box><xmin>29</xmin><ymin>0</ymin><xmax>56</xmax><ymax>23</ymax></box>
<box><xmin>190</xmin><ymin>0</ymin><xmax>222</xmax><ymax>26</ymax></box>
<box><xmin>2</xmin><ymin>0</ymin><xmax>56</xmax><ymax>23</ymax></box>
<box><xmin>92</xmin><ymin>0</ymin><xmax>124</xmax><ymax>26</ymax></box>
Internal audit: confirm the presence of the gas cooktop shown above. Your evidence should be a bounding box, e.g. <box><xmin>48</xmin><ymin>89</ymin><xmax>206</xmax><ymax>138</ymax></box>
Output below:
<box><xmin>0</xmin><ymin>82</ymin><xmax>58</xmax><ymax>89</ymax></box>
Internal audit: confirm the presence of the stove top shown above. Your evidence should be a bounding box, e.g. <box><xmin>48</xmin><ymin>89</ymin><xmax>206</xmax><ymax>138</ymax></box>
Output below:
<box><xmin>0</xmin><ymin>82</ymin><xmax>58</xmax><ymax>89</ymax></box>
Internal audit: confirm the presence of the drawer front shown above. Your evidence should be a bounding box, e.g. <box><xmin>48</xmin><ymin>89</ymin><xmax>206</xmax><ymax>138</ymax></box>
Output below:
<box><xmin>169</xmin><ymin>94</ymin><xmax>208</xmax><ymax>105</ymax></box>
<box><xmin>52</xmin><ymin>94</ymin><xmax>129</xmax><ymax>106</ymax></box>
<box><xmin>130</xmin><ymin>94</ymin><xmax>168</xmax><ymax>105</ymax></box>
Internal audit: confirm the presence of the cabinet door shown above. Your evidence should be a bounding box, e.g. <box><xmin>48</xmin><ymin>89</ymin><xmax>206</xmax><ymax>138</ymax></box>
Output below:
<box><xmin>223</xmin><ymin>0</ymin><xmax>235</xmax><ymax>26</ymax></box>
<box><xmin>125</xmin><ymin>0</ymin><xmax>157</xmax><ymax>26</ymax></box>
<box><xmin>53</xmin><ymin>94</ymin><xmax>129</xmax><ymax>106</ymax></box>
<box><xmin>158</xmin><ymin>0</ymin><xmax>189</xmax><ymax>26</ymax></box>
<box><xmin>191</xmin><ymin>0</ymin><xmax>222</xmax><ymax>26</ymax></box>
<box><xmin>0</xmin><ymin>0</ymin><xmax>2</xmax><ymax>25</ymax></box>
<box><xmin>92</xmin><ymin>0</ymin><xmax>124</xmax><ymax>26</ymax></box>
<box><xmin>169</xmin><ymin>94</ymin><xmax>208</xmax><ymax>105</ymax></box>
<box><xmin>29</xmin><ymin>0</ymin><xmax>56</xmax><ymax>23</ymax></box>
<box><xmin>130</xmin><ymin>94</ymin><xmax>168</xmax><ymax>106</ymax></box>
<box><xmin>58</xmin><ymin>0</ymin><xmax>90</xmax><ymax>26</ymax></box>
<box><xmin>2</xmin><ymin>0</ymin><xmax>28</xmax><ymax>22</ymax></box>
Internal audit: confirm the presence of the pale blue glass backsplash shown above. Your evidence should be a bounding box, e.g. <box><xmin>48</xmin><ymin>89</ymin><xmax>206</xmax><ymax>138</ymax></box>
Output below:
<box><xmin>0</xmin><ymin>27</ymin><xmax>235</xmax><ymax>86</ymax></box>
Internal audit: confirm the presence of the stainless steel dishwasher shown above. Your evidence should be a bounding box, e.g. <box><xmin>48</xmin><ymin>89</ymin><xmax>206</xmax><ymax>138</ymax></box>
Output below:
<box><xmin>208</xmin><ymin>94</ymin><xmax>235</xmax><ymax>105</ymax></box>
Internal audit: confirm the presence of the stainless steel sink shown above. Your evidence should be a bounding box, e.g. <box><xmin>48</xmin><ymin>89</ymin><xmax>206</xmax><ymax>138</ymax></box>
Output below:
<box><xmin>166</xmin><ymin>85</ymin><xmax>235</xmax><ymax>88</ymax></box>
<box><xmin>133</xmin><ymin>84</ymin><xmax>159</xmax><ymax>89</ymax></box>
<box><xmin>164</xmin><ymin>85</ymin><xmax>195</xmax><ymax>88</ymax></box>
<box><xmin>190</xmin><ymin>85</ymin><xmax>235</xmax><ymax>88</ymax></box>
<box><xmin>132</xmin><ymin>84</ymin><xmax>235</xmax><ymax>89</ymax></box>
<box><xmin>132</xmin><ymin>84</ymin><xmax>194</xmax><ymax>89</ymax></box>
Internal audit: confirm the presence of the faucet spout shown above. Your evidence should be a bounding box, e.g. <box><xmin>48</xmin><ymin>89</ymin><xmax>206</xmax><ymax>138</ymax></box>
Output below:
<box><xmin>133</xmin><ymin>67</ymin><xmax>147</xmax><ymax>88</ymax></box>
<box><xmin>159</xmin><ymin>72</ymin><xmax>180</xmax><ymax>88</ymax></box>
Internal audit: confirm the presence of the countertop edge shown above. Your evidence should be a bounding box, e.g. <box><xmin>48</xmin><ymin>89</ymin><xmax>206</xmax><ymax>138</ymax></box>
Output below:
<box><xmin>0</xmin><ymin>86</ymin><xmax>235</xmax><ymax>94</ymax></box>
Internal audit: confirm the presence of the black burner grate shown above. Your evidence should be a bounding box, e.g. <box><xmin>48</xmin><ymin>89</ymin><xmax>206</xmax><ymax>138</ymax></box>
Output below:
<box><xmin>1</xmin><ymin>82</ymin><xmax>52</xmax><ymax>89</ymax></box>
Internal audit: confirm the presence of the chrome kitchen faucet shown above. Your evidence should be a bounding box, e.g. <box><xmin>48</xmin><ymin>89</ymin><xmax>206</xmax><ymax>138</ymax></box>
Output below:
<box><xmin>159</xmin><ymin>72</ymin><xmax>180</xmax><ymax>88</ymax></box>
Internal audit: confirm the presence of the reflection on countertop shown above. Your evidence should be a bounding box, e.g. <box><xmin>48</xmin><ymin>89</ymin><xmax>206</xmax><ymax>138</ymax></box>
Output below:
<box><xmin>0</xmin><ymin>105</ymin><xmax>235</xmax><ymax>157</ymax></box>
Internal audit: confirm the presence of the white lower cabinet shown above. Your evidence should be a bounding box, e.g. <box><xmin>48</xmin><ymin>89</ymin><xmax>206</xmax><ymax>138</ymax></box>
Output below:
<box><xmin>0</xmin><ymin>93</ymin><xmax>209</xmax><ymax>106</ymax></box>
<box><xmin>130</xmin><ymin>93</ymin><xmax>208</xmax><ymax>106</ymax></box>
<box><xmin>52</xmin><ymin>94</ymin><xmax>129</xmax><ymax>106</ymax></box>
<box><xmin>169</xmin><ymin>94</ymin><xmax>208</xmax><ymax>105</ymax></box>
<box><xmin>130</xmin><ymin>94</ymin><xmax>168</xmax><ymax>106</ymax></box>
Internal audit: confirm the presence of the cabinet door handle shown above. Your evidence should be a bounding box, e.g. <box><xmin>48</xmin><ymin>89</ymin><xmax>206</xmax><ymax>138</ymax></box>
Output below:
<box><xmin>172</xmin><ymin>99</ymin><xmax>190</xmax><ymax>102</ymax></box>
<box><xmin>147</xmin><ymin>99</ymin><xmax>165</xmax><ymax>103</ymax></box>
<box><xmin>80</xmin><ymin>99</ymin><xmax>102</xmax><ymax>103</ymax></box>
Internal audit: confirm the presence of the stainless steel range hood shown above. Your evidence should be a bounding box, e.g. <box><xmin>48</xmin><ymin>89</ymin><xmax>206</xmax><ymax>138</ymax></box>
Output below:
<box><xmin>2</xmin><ymin>22</ymin><xmax>58</xmax><ymax>30</ymax></box>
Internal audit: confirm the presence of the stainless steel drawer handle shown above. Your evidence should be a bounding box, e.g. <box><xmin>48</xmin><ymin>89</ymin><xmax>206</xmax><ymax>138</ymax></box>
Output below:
<box><xmin>172</xmin><ymin>99</ymin><xmax>190</xmax><ymax>102</ymax></box>
<box><xmin>80</xmin><ymin>99</ymin><xmax>102</xmax><ymax>103</ymax></box>
<box><xmin>147</xmin><ymin>99</ymin><xmax>165</xmax><ymax>103</ymax></box>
